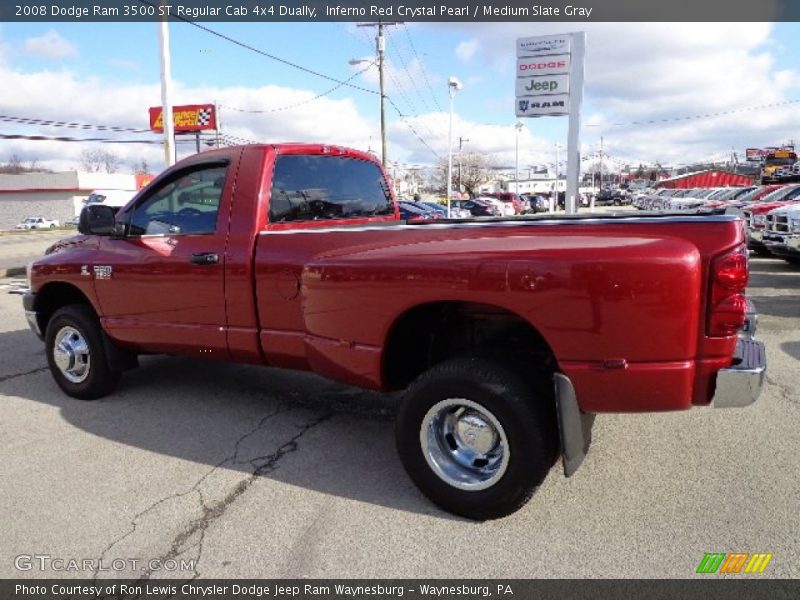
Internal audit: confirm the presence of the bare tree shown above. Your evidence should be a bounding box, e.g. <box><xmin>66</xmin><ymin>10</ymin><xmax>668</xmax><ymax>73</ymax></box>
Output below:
<box><xmin>81</xmin><ymin>148</ymin><xmax>121</xmax><ymax>173</ymax></box>
<box><xmin>436</xmin><ymin>152</ymin><xmax>496</xmax><ymax>196</ymax></box>
<box><xmin>133</xmin><ymin>158</ymin><xmax>150</xmax><ymax>174</ymax></box>
<box><xmin>0</xmin><ymin>154</ymin><xmax>24</xmax><ymax>174</ymax></box>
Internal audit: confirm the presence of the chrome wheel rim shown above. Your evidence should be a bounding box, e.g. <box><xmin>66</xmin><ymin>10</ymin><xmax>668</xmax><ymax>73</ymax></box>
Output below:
<box><xmin>53</xmin><ymin>326</ymin><xmax>91</xmax><ymax>383</ymax></box>
<box><xmin>420</xmin><ymin>398</ymin><xmax>510</xmax><ymax>491</ymax></box>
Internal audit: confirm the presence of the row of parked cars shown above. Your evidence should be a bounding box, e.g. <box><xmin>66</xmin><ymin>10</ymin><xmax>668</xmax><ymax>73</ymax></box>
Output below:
<box><xmin>633</xmin><ymin>184</ymin><xmax>800</xmax><ymax>266</ymax></box>
<box><xmin>398</xmin><ymin>192</ymin><xmax>554</xmax><ymax>221</ymax></box>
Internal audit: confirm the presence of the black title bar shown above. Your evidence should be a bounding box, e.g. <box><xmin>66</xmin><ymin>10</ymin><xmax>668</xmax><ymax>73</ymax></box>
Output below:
<box><xmin>4</xmin><ymin>0</ymin><xmax>800</xmax><ymax>22</ymax></box>
<box><xmin>3</xmin><ymin>579</ymin><xmax>799</xmax><ymax>600</ymax></box>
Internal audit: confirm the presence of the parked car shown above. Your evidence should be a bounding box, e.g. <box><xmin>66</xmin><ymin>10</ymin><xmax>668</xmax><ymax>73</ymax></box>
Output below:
<box><xmin>736</xmin><ymin>186</ymin><xmax>800</xmax><ymax>254</ymax></box>
<box><xmin>415</xmin><ymin>201</ymin><xmax>447</xmax><ymax>216</ymax></box>
<box><xmin>480</xmin><ymin>195</ymin><xmax>515</xmax><ymax>216</ymax></box>
<box><xmin>521</xmin><ymin>194</ymin><xmax>549</xmax><ymax>213</ymax></box>
<box><xmin>451</xmin><ymin>198</ymin><xmax>499</xmax><ymax>217</ymax></box>
<box><xmin>14</xmin><ymin>216</ymin><xmax>59</xmax><ymax>230</ymax></box>
<box><xmin>398</xmin><ymin>201</ymin><xmax>440</xmax><ymax>221</ymax></box>
<box><xmin>762</xmin><ymin>203</ymin><xmax>800</xmax><ymax>265</ymax></box>
<box><xmin>24</xmin><ymin>142</ymin><xmax>766</xmax><ymax>520</ymax></box>
<box><xmin>485</xmin><ymin>192</ymin><xmax>524</xmax><ymax>214</ymax></box>
<box><xmin>594</xmin><ymin>188</ymin><xmax>628</xmax><ymax>206</ymax></box>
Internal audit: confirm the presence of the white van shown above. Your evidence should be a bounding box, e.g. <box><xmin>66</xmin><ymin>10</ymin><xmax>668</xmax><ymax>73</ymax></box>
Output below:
<box><xmin>68</xmin><ymin>189</ymin><xmax>137</xmax><ymax>226</ymax></box>
<box><xmin>84</xmin><ymin>189</ymin><xmax>137</xmax><ymax>209</ymax></box>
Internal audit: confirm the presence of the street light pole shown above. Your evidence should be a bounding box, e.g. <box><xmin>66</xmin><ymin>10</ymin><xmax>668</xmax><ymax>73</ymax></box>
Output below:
<box><xmin>446</xmin><ymin>76</ymin><xmax>462</xmax><ymax>218</ymax></box>
<box><xmin>514</xmin><ymin>122</ymin><xmax>523</xmax><ymax>195</ymax></box>
<box><xmin>554</xmin><ymin>143</ymin><xmax>560</xmax><ymax>212</ymax></box>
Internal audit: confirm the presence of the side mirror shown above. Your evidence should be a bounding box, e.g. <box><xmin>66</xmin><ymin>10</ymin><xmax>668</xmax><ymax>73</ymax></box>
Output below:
<box><xmin>78</xmin><ymin>205</ymin><xmax>118</xmax><ymax>236</ymax></box>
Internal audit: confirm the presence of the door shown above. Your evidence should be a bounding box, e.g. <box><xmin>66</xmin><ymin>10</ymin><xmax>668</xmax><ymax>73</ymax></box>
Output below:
<box><xmin>92</xmin><ymin>160</ymin><xmax>234</xmax><ymax>358</ymax></box>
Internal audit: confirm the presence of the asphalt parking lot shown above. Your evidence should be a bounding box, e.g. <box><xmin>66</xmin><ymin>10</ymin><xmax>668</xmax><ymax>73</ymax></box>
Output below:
<box><xmin>0</xmin><ymin>255</ymin><xmax>798</xmax><ymax>580</ymax></box>
<box><xmin>0</xmin><ymin>231</ymin><xmax>66</xmax><ymax>276</ymax></box>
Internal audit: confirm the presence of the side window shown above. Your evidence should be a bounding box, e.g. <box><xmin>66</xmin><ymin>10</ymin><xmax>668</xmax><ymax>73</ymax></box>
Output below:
<box><xmin>128</xmin><ymin>165</ymin><xmax>227</xmax><ymax>236</ymax></box>
<box><xmin>269</xmin><ymin>155</ymin><xmax>394</xmax><ymax>223</ymax></box>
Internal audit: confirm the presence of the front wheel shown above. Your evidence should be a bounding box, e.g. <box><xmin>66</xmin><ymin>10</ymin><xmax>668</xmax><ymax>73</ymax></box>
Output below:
<box><xmin>45</xmin><ymin>305</ymin><xmax>120</xmax><ymax>400</ymax></box>
<box><xmin>395</xmin><ymin>357</ymin><xmax>558</xmax><ymax>520</ymax></box>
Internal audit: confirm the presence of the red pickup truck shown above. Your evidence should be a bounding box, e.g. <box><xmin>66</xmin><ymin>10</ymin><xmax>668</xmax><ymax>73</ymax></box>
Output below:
<box><xmin>23</xmin><ymin>144</ymin><xmax>766</xmax><ymax>519</ymax></box>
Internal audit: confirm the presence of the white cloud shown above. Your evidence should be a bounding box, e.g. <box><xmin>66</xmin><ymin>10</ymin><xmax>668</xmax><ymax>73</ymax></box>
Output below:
<box><xmin>428</xmin><ymin>22</ymin><xmax>800</xmax><ymax>166</ymax></box>
<box><xmin>23</xmin><ymin>30</ymin><xmax>78</xmax><ymax>60</ymax></box>
<box><xmin>108</xmin><ymin>58</ymin><xmax>141</xmax><ymax>72</ymax></box>
<box><xmin>0</xmin><ymin>63</ymin><xmax>380</xmax><ymax>172</ymax></box>
<box><xmin>455</xmin><ymin>39</ymin><xmax>480</xmax><ymax>63</ymax></box>
<box><xmin>4</xmin><ymin>23</ymin><xmax>800</xmax><ymax>174</ymax></box>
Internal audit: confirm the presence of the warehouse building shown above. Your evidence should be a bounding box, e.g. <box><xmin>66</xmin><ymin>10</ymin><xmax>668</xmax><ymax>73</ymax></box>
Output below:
<box><xmin>0</xmin><ymin>172</ymin><xmax>151</xmax><ymax>230</ymax></box>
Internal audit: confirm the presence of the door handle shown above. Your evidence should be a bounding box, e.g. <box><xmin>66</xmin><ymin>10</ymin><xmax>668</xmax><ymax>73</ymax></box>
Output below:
<box><xmin>190</xmin><ymin>252</ymin><xmax>219</xmax><ymax>265</ymax></box>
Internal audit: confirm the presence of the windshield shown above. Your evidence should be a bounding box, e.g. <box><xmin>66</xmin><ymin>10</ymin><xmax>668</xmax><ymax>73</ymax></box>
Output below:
<box><xmin>765</xmin><ymin>157</ymin><xmax>796</xmax><ymax>167</ymax></box>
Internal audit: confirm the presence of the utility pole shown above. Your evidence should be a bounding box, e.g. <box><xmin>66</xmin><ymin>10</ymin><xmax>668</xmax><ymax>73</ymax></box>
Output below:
<box><xmin>358</xmin><ymin>21</ymin><xmax>400</xmax><ymax>168</ymax></box>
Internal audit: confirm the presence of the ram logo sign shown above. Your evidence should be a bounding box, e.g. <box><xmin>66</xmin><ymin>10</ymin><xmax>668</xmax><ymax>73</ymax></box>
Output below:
<box><xmin>696</xmin><ymin>552</ymin><xmax>773</xmax><ymax>574</ymax></box>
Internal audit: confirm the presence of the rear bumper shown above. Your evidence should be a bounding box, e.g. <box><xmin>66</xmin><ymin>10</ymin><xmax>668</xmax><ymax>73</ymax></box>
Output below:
<box><xmin>763</xmin><ymin>232</ymin><xmax>800</xmax><ymax>258</ymax></box>
<box><xmin>712</xmin><ymin>338</ymin><xmax>766</xmax><ymax>408</ymax></box>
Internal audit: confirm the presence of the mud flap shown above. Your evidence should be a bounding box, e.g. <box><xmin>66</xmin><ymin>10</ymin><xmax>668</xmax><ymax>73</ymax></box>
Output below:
<box><xmin>554</xmin><ymin>373</ymin><xmax>595</xmax><ymax>477</ymax></box>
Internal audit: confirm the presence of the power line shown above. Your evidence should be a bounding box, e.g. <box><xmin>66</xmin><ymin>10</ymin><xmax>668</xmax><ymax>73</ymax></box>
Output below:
<box><xmin>0</xmin><ymin>133</ymin><xmax>160</xmax><ymax>144</ymax></box>
<box><xmin>591</xmin><ymin>98</ymin><xmax>800</xmax><ymax>129</ymax></box>
<box><xmin>139</xmin><ymin>2</ymin><xmax>441</xmax><ymax>161</ymax></box>
<box><xmin>402</xmin><ymin>24</ymin><xmax>442</xmax><ymax>112</ymax></box>
<box><xmin>386</xmin><ymin>27</ymin><xmax>433</xmax><ymax>115</ymax></box>
<box><xmin>386</xmin><ymin>97</ymin><xmax>441</xmax><ymax>161</ymax></box>
<box><xmin>138</xmin><ymin>0</ymin><xmax>379</xmax><ymax>97</ymax></box>
<box><xmin>0</xmin><ymin>114</ymin><xmax>151</xmax><ymax>134</ymax></box>
<box><xmin>219</xmin><ymin>65</ymin><xmax>373</xmax><ymax>114</ymax></box>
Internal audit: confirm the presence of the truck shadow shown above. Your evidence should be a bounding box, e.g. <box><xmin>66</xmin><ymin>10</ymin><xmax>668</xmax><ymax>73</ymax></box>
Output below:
<box><xmin>746</xmin><ymin>259</ymin><xmax>799</xmax><ymax>321</ymax></box>
<box><xmin>780</xmin><ymin>341</ymin><xmax>800</xmax><ymax>361</ymax></box>
<box><xmin>0</xmin><ymin>328</ymin><xmax>462</xmax><ymax>520</ymax></box>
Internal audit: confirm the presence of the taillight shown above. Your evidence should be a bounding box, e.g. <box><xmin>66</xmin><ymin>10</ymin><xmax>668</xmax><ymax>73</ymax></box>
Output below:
<box><xmin>707</xmin><ymin>245</ymin><xmax>748</xmax><ymax>337</ymax></box>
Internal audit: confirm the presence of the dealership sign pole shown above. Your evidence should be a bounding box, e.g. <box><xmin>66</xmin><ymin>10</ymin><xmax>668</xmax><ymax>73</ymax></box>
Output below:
<box><xmin>516</xmin><ymin>32</ymin><xmax>585</xmax><ymax>214</ymax></box>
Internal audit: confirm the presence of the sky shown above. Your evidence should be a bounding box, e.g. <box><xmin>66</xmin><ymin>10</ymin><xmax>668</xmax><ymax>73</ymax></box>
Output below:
<box><xmin>1</xmin><ymin>20</ymin><xmax>800</xmax><ymax>176</ymax></box>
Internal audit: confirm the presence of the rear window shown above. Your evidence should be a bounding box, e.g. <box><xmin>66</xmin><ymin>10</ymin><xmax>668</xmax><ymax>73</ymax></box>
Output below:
<box><xmin>269</xmin><ymin>155</ymin><xmax>394</xmax><ymax>223</ymax></box>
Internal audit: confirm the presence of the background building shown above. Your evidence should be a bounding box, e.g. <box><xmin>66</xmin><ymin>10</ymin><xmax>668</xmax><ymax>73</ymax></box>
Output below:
<box><xmin>0</xmin><ymin>171</ymin><xmax>151</xmax><ymax>229</ymax></box>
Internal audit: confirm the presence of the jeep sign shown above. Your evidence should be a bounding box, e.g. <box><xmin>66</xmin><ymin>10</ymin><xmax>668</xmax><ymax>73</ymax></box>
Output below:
<box><xmin>515</xmin><ymin>74</ymin><xmax>570</xmax><ymax>97</ymax></box>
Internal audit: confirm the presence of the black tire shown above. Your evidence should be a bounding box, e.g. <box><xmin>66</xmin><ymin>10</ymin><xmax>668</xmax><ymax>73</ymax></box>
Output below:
<box><xmin>785</xmin><ymin>257</ymin><xmax>800</xmax><ymax>266</ymax></box>
<box><xmin>752</xmin><ymin>246</ymin><xmax>772</xmax><ymax>257</ymax></box>
<box><xmin>45</xmin><ymin>304</ymin><xmax>120</xmax><ymax>400</ymax></box>
<box><xmin>395</xmin><ymin>357</ymin><xmax>558</xmax><ymax>520</ymax></box>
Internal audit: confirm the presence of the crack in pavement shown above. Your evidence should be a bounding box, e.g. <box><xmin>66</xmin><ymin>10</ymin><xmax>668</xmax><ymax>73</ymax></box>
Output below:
<box><xmin>0</xmin><ymin>366</ymin><xmax>48</xmax><ymax>383</ymax></box>
<box><xmin>90</xmin><ymin>402</ymin><xmax>332</xmax><ymax>593</ymax></box>
<box><xmin>766</xmin><ymin>375</ymin><xmax>799</xmax><ymax>406</ymax></box>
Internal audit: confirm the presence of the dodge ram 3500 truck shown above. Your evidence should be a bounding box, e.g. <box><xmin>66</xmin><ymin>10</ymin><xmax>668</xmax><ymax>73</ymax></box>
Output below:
<box><xmin>23</xmin><ymin>144</ymin><xmax>766</xmax><ymax>519</ymax></box>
